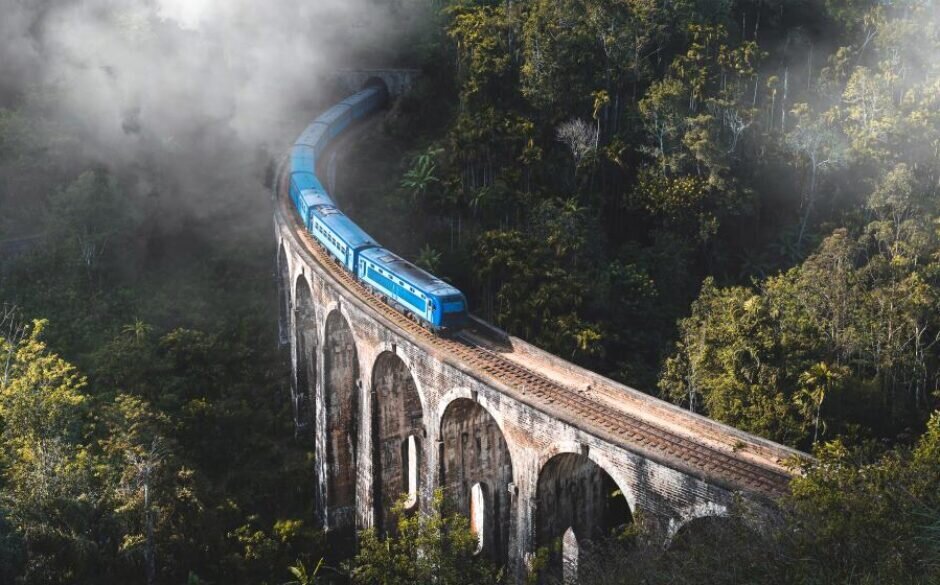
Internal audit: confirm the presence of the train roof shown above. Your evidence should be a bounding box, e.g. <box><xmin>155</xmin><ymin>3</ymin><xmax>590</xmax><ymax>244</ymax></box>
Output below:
<box><xmin>291</xmin><ymin>144</ymin><xmax>318</xmax><ymax>157</ymax></box>
<box><xmin>313</xmin><ymin>205</ymin><xmax>378</xmax><ymax>250</ymax></box>
<box><xmin>340</xmin><ymin>87</ymin><xmax>382</xmax><ymax>107</ymax></box>
<box><xmin>317</xmin><ymin>103</ymin><xmax>351</xmax><ymax>126</ymax></box>
<box><xmin>290</xmin><ymin>171</ymin><xmax>325</xmax><ymax>192</ymax></box>
<box><xmin>361</xmin><ymin>247</ymin><xmax>463</xmax><ymax>297</ymax></box>
<box><xmin>295</xmin><ymin>122</ymin><xmax>328</xmax><ymax>147</ymax></box>
<box><xmin>299</xmin><ymin>189</ymin><xmax>333</xmax><ymax>209</ymax></box>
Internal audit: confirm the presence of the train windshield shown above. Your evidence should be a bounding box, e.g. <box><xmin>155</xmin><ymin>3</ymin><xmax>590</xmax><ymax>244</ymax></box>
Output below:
<box><xmin>442</xmin><ymin>296</ymin><xmax>465</xmax><ymax>313</ymax></box>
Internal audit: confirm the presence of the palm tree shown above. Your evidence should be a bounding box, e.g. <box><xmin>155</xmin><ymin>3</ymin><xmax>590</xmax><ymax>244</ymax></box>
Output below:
<box><xmin>797</xmin><ymin>362</ymin><xmax>847</xmax><ymax>444</ymax></box>
<box><xmin>401</xmin><ymin>149</ymin><xmax>441</xmax><ymax>203</ymax></box>
<box><xmin>415</xmin><ymin>244</ymin><xmax>442</xmax><ymax>274</ymax></box>
<box><xmin>283</xmin><ymin>559</ymin><xmax>324</xmax><ymax>585</ymax></box>
<box><xmin>122</xmin><ymin>318</ymin><xmax>152</xmax><ymax>345</ymax></box>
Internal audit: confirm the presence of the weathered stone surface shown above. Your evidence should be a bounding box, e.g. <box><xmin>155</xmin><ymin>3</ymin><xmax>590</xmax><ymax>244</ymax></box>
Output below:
<box><xmin>293</xmin><ymin>274</ymin><xmax>316</xmax><ymax>435</ymax></box>
<box><xmin>324</xmin><ymin>309</ymin><xmax>359</xmax><ymax>532</ymax></box>
<box><xmin>273</xmin><ymin>210</ymin><xmax>798</xmax><ymax>580</ymax></box>
<box><xmin>371</xmin><ymin>350</ymin><xmax>425</xmax><ymax>534</ymax></box>
<box><xmin>441</xmin><ymin>398</ymin><xmax>513</xmax><ymax>564</ymax></box>
<box><xmin>273</xmin><ymin>100</ymin><xmax>803</xmax><ymax>580</ymax></box>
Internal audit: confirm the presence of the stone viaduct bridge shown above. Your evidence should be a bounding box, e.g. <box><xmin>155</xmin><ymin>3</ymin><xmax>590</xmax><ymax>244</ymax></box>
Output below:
<box><xmin>273</xmin><ymin>71</ymin><xmax>804</xmax><ymax>581</ymax></box>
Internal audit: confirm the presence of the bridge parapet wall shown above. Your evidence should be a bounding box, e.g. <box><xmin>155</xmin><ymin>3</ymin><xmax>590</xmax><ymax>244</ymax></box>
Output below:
<box><xmin>274</xmin><ymin>106</ymin><xmax>800</xmax><ymax>582</ymax></box>
<box><xmin>274</xmin><ymin>201</ymin><xmax>786</xmax><ymax>580</ymax></box>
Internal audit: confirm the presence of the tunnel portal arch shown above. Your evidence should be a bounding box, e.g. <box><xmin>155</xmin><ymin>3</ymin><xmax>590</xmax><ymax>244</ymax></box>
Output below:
<box><xmin>362</xmin><ymin>76</ymin><xmax>390</xmax><ymax>103</ymax></box>
<box><xmin>371</xmin><ymin>351</ymin><xmax>425</xmax><ymax>534</ymax></box>
<box><xmin>440</xmin><ymin>398</ymin><xmax>514</xmax><ymax>565</ymax></box>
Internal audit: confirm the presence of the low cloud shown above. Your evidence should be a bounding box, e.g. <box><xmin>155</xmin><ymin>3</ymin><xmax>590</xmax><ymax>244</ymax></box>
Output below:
<box><xmin>0</xmin><ymin>0</ymin><xmax>425</xmax><ymax>217</ymax></box>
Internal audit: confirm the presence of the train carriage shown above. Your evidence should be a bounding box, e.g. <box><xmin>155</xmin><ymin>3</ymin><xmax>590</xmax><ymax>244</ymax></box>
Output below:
<box><xmin>318</xmin><ymin>103</ymin><xmax>354</xmax><ymax>138</ymax></box>
<box><xmin>298</xmin><ymin>189</ymin><xmax>333</xmax><ymax>228</ymax></box>
<box><xmin>296</xmin><ymin>121</ymin><xmax>329</xmax><ymax>149</ymax></box>
<box><xmin>289</xmin><ymin>171</ymin><xmax>330</xmax><ymax>212</ymax></box>
<box><xmin>290</xmin><ymin>145</ymin><xmax>317</xmax><ymax>175</ymax></box>
<box><xmin>341</xmin><ymin>87</ymin><xmax>386</xmax><ymax>120</ymax></box>
<box><xmin>285</xmin><ymin>82</ymin><xmax>469</xmax><ymax>333</ymax></box>
<box><xmin>309</xmin><ymin>205</ymin><xmax>378</xmax><ymax>272</ymax></box>
<box><xmin>358</xmin><ymin>247</ymin><xmax>469</xmax><ymax>331</ymax></box>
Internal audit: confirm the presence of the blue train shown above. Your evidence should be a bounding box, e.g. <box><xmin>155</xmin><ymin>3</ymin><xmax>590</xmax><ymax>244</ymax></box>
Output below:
<box><xmin>288</xmin><ymin>84</ymin><xmax>469</xmax><ymax>333</ymax></box>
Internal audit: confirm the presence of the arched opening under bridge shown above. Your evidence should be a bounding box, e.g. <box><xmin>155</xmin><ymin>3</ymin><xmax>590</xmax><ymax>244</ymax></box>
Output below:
<box><xmin>323</xmin><ymin>309</ymin><xmax>359</xmax><ymax>532</ymax></box>
<box><xmin>293</xmin><ymin>275</ymin><xmax>317</xmax><ymax>434</ymax></box>
<box><xmin>535</xmin><ymin>452</ymin><xmax>632</xmax><ymax>583</ymax></box>
<box><xmin>440</xmin><ymin>398</ymin><xmax>513</xmax><ymax>565</ymax></box>
<box><xmin>371</xmin><ymin>351</ymin><xmax>424</xmax><ymax>534</ymax></box>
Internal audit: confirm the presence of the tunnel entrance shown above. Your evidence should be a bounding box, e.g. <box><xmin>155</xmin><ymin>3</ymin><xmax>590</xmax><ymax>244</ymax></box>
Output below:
<box><xmin>440</xmin><ymin>398</ymin><xmax>513</xmax><ymax>565</ymax></box>
<box><xmin>362</xmin><ymin>76</ymin><xmax>390</xmax><ymax>104</ymax></box>
<box><xmin>293</xmin><ymin>275</ymin><xmax>317</xmax><ymax>435</ymax></box>
<box><xmin>535</xmin><ymin>453</ymin><xmax>631</xmax><ymax>583</ymax></box>
<box><xmin>324</xmin><ymin>310</ymin><xmax>359</xmax><ymax>532</ymax></box>
<box><xmin>371</xmin><ymin>351</ymin><xmax>424</xmax><ymax>534</ymax></box>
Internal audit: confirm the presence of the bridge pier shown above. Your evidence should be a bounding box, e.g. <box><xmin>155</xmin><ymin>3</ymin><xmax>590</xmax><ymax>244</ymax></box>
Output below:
<box><xmin>274</xmin><ymin>214</ymin><xmax>796</xmax><ymax>581</ymax></box>
<box><xmin>272</xmin><ymin>92</ymin><xmax>801</xmax><ymax>580</ymax></box>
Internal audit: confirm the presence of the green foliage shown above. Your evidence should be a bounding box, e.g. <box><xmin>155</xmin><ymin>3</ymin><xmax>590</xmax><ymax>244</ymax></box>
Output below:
<box><xmin>779</xmin><ymin>414</ymin><xmax>940</xmax><ymax>584</ymax></box>
<box><xmin>283</xmin><ymin>558</ymin><xmax>323</xmax><ymax>585</ymax></box>
<box><xmin>4</xmin><ymin>0</ymin><xmax>940</xmax><ymax>581</ymax></box>
<box><xmin>0</xmin><ymin>152</ymin><xmax>320</xmax><ymax>583</ymax></box>
<box><xmin>473</xmin><ymin>224</ymin><xmax>606</xmax><ymax>362</ymax></box>
<box><xmin>0</xmin><ymin>319</ymin><xmax>95</xmax><ymax>585</ymax></box>
<box><xmin>415</xmin><ymin>243</ymin><xmax>443</xmax><ymax>273</ymax></box>
<box><xmin>350</xmin><ymin>490</ymin><xmax>502</xmax><ymax>585</ymax></box>
<box><xmin>575</xmin><ymin>412</ymin><xmax>940</xmax><ymax>584</ymax></box>
<box><xmin>661</xmin><ymin>213</ymin><xmax>940</xmax><ymax>446</ymax></box>
<box><xmin>400</xmin><ymin>147</ymin><xmax>442</xmax><ymax>203</ymax></box>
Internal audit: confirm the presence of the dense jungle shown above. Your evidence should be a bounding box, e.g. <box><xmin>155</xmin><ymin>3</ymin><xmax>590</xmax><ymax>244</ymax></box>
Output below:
<box><xmin>2</xmin><ymin>0</ymin><xmax>940</xmax><ymax>583</ymax></box>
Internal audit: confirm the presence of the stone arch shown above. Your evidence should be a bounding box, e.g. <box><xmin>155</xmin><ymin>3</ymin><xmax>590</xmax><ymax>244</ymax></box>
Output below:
<box><xmin>323</xmin><ymin>309</ymin><xmax>360</xmax><ymax>532</ymax></box>
<box><xmin>666</xmin><ymin>502</ymin><xmax>728</xmax><ymax>544</ymax></box>
<box><xmin>371</xmin><ymin>351</ymin><xmax>425</xmax><ymax>534</ymax></box>
<box><xmin>440</xmin><ymin>398</ymin><xmax>514</xmax><ymax>565</ymax></box>
<box><xmin>533</xmin><ymin>443</ymin><xmax>637</xmax><ymax>515</ymax></box>
<box><xmin>292</xmin><ymin>273</ymin><xmax>317</xmax><ymax>433</ymax></box>
<box><xmin>276</xmin><ymin>243</ymin><xmax>291</xmax><ymax>346</ymax></box>
<box><xmin>660</xmin><ymin>512</ymin><xmax>764</xmax><ymax>574</ymax></box>
<box><xmin>362</xmin><ymin>77</ymin><xmax>391</xmax><ymax>104</ymax></box>
<box><xmin>535</xmin><ymin>452</ymin><xmax>632</xmax><ymax>583</ymax></box>
<box><xmin>668</xmin><ymin>514</ymin><xmax>741</xmax><ymax>551</ymax></box>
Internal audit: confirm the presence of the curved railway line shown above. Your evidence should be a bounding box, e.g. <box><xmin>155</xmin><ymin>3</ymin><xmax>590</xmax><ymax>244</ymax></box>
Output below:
<box><xmin>275</xmin><ymin>115</ymin><xmax>804</xmax><ymax>499</ymax></box>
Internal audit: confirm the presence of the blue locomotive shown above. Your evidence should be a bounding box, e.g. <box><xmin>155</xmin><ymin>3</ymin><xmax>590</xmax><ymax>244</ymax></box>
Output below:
<box><xmin>287</xmin><ymin>84</ymin><xmax>469</xmax><ymax>333</ymax></box>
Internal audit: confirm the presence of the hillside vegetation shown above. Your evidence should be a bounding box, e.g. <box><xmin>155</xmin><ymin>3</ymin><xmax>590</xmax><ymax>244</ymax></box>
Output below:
<box><xmin>351</xmin><ymin>0</ymin><xmax>940</xmax><ymax>452</ymax></box>
<box><xmin>2</xmin><ymin>0</ymin><xmax>940</xmax><ymax>583</ymax></box>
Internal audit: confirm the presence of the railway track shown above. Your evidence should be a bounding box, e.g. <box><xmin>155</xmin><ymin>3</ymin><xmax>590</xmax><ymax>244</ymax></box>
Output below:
<box><xmin>276</xmin><ymin>119</ymin><xmax>797</xmax><ymax>500</ymax></box>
